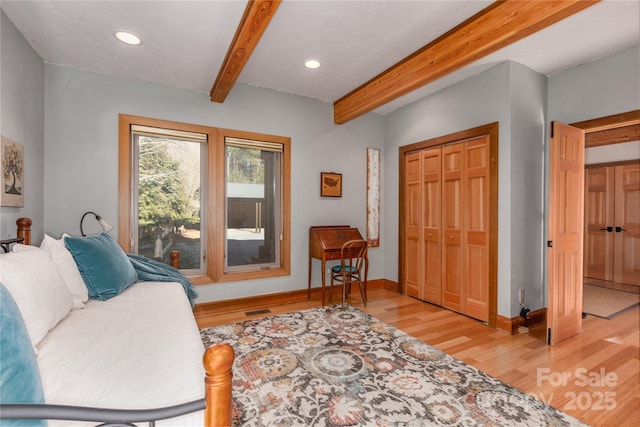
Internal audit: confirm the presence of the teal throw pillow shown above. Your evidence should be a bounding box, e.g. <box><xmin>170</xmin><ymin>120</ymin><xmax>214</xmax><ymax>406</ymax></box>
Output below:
<box><xmin>64</xmin><ymin>232</ymin><xmax>138</xmax><ymax>300</ymax></box>
<box><xmin>0</xmin><ymin>283</ymin><xmax>47</xmax><ymax>426</ymax></box>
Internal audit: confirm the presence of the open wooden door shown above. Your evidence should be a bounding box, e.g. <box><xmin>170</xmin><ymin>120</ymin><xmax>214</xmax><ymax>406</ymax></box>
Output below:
<box><xmin>547</xmin><ymin>121</ymin><xmax>585</xmax><ymax>346</ymax></box>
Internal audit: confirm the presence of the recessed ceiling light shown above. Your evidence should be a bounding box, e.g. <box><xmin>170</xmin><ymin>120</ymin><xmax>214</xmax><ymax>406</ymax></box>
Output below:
<box><xmin>304</xmin><ymin>59</ymin><xmax>320</xmax><ymax>69</ymax></box>
<box><xmin>114</xmin><ymin>31</ymin><xmax>142</xmax><ymax>46</ymax></box>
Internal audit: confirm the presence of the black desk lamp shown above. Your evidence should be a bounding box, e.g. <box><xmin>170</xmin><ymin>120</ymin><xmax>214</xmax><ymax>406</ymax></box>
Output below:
<box><xmin>80</xmin><ymin>211</ymin><xmax>114</xmax><ymax>236</ymax></box>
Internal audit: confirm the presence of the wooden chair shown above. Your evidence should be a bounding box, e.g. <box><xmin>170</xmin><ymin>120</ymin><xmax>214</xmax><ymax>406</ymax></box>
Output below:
<box><xmin>329</xmin><ymin>239</ymin><xmax>368</xmax><ymax>309</ymax></box>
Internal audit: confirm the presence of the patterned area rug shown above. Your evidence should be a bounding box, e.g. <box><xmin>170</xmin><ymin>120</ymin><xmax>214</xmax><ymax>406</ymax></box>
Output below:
<box><xmin>200</xmin><ymin>305</ymin><xmax>585</xmax><ymax>426</ymax></box>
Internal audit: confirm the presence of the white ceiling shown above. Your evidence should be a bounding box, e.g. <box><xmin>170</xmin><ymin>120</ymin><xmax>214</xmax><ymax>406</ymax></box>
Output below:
<box><xmin>2</xmin><ymin>0</ymin><xmax>639</xmax><ymax>116</ymax></box>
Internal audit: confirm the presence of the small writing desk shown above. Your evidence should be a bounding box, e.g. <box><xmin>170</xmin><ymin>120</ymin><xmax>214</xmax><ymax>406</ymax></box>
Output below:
<box><xmin>308</xmin><ymin>225</ymin><xmax>364</xmax><ymax>305</ymax></box>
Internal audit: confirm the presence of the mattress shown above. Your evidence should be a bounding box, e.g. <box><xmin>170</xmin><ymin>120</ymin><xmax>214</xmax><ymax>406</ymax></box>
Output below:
<box><xmin>36</xmin><ymin>281</ymin><xmax>205</xmax><ymax>427</ymax></box>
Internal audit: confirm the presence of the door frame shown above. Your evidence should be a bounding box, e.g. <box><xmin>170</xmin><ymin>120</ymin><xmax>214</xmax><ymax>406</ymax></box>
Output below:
<box><xmin>398</xmin><ymin>122</ymin><xmax>499</xmax><ymax>327</ymax></box>
<box><xmin>571</xmin><ymin>109</ymin><xmax>640</xmax><ymax>283</ymax></box>
<box><xmin>571</xmin><ymin>109</ymin><xmax>639</xmax><ymax>145</ymax></box>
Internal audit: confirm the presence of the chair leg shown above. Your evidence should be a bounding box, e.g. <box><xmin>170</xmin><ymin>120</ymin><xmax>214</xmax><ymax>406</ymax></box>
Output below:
<box><xmin>358</xmin><ymin>280</ymin><xmax>367</xmax><ymax>306</ymax></box>
<box><xmin>342</xmin><ymin>275</ymin><xmax>347</xmax><ymax>309</ymax></box>
<box><xmin>329</xmin><ymin>275</ymin><xmax>334</xmax><ymax>303</ymax></box>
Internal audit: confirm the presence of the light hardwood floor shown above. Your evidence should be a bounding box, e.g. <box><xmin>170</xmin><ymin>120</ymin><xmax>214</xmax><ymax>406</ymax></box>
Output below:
<box><xmin>196</xmin><ymin>288</ymin><xmax>640</xmax><ymax>427</ymax></box>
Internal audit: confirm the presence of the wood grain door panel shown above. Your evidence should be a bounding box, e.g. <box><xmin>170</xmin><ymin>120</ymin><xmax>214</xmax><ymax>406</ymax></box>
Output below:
<box><xmin>584</xmin><ymin>167</ymin><xmax>614</xmax><ymax>280</ymax></box>
<box><xmin>548</xmin><ymin>121</ymin><xmax>585</xmax><ymax>346</ymax></box>
<box><xmin>465</xmin><ymin>245</ymin><xmax>489</xmax><ymax>321</ymax></box>
<box><xmin>551</xmin><ymin>250</ymin><xmax>582</xmax><ymax>340</ymax></box>
<box><xmin>404</xmin><ymin>152</ymin><xmax>422</xmax><ymax>298</ymax></box>
<box><xmin>422</xmin><ymin>148</ymin><xmax>442</xmax><ymax>304</ymax></box>
<box><xmin>463</xmin><ymin>137</ymin><xmax>490</xmax><ymax>321</ymax></box>
<box><xmin>442</xmin><ymin>144</ymin><xmax>463</xmax><ymax>312</ymax></box>
<box><xmin>614</xmin><ymin>164</ymin><xmax>640</xmax><ymax>285</ymax></box>
<box><xmin>443</xmin><ymin>239</ymin><xmax>462</xmax><ymax>311</ymax></box>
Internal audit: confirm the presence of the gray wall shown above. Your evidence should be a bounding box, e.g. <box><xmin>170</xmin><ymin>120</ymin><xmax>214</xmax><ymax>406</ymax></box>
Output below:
<box><xmin>586</xmin><ymin>141</ymin><xmax>640</xmax><ymax>164</ymax></box>
<box><xmin>0</xmin><ymin>11</ymin><xmax>45</xmax><ymax>242</ymax></box>
<box><xmin>43</xmin><ymin>65</ymin><xmax>386</xmax><ymax>303</ymax></box>
<box><xmin>548</xmin><ymin>45</ymin><xmax>639</xmax><ymax>124</ymax></box>
<box><xmin>508</xmin><ymin>62</ymin><xmax>548</xmax><ymax>316</ymax></box>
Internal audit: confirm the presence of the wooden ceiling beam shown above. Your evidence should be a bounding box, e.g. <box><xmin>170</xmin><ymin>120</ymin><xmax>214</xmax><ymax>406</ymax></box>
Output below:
<box><xmin>210</xmin><ymin>0</ymin><xmax>281</xmax><ymax>103</ymax></box>
<box><xmin>333</xmin><ymin>0</ymin><xmax>599</xmax><ymax>124</ymax></box>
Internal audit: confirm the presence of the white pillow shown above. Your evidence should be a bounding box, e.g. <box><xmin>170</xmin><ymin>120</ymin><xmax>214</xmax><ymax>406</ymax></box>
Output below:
<box><xmin>11</xmin><ymin>243</ymin><xmax>32</xmax><ymax>252</ymax></box>
<box><xmin>0</xmin><ymin>248</ymin><xmax>73</xmax><ymax>347</ymax></box>
<box><xmin>40</xmin><ymin>234</ymin><xmax>89</xmax><ymax>308</ymax></box>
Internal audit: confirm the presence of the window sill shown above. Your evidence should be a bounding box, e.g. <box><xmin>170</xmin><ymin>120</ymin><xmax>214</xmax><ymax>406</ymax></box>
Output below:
<box><xmin>188</xmin><ymin>267</ymin><xmax>290</xmax><ymax>286</ymax></box>
<box><xmin>189</xmin><ymin>275</ymin><xmax>215</xmax><ymax>286</ymax></box>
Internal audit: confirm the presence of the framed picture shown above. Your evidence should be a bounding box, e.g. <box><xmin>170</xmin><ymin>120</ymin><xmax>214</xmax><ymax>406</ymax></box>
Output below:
<box><xmin>320</xmin><ymin>172</ymin><xmax>342</xmax><ymax>197</ymax></box>
<box><xmin>1</xmin><ymin>136</ymin><xmax>24</xmax><ymax>207</ymax></box>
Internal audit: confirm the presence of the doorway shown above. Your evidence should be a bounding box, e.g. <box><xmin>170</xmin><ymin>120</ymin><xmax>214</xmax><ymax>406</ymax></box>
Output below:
<box><xmin>548</xmin><ymin>110</ymin><xmax>640</xmax><ymax>345</ymax></box>
<box><xmin>584</xmin><ymin>161</ymin><xmax>640</xmax><ymax>289</ymax></box>
<box><xmin>573</xmin><ymin>110</ymin><xmax>640</xmax><ymax>294</ymax></box>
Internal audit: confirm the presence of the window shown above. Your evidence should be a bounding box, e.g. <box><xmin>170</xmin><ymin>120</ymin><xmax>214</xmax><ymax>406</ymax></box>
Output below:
<box><xmin>225</xmin><ymin>137</ymin><xmax>283</xmax><ymax>272</ymax></box>
<box><xmin>119</xmin><ymin>115</ymin><xmax>290</xmax><ymax>284</ymax></box>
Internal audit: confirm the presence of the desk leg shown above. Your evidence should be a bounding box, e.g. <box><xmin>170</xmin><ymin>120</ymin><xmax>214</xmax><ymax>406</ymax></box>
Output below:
<box><xmin>321</xmin><ymin>259</ymin><xmax>326</xmax><ymax>307</ymax></box>
<box><xmin>363</xmin><ymin>258</ymin><xmax>368</xmax><ymax>304</ymax></box>
<box><xmin>308</xmin><ymin>256</ymin><xmax>312</xmax><ymax>300</ymax></box>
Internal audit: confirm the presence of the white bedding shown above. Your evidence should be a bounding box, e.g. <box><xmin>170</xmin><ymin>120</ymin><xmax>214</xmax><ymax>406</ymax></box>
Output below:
<box><xmin>36</xmin><ymin>281</ymin><xmax>205</xmax><ymax>427</ymax></box>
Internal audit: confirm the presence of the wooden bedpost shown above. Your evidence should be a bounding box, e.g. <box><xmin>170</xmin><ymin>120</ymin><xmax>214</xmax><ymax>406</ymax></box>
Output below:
<box><xmin>203</xmin><ymin>343</ymin><xmax>234</xmax><ymax>427</ymax></box>
<box><xmin>170</xmin><ymin>250</ymin><xmax>180</xmax><ymax>268</ymax></box>
<box><xmin>16</xmin><ymin>217</ymin><xmax>32</xmax><ymax>245</ymax></box>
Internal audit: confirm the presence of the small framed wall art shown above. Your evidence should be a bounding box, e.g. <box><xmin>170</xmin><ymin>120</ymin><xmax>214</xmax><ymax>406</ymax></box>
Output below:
<box><xmin>320</xmin><ymin>172</ymin><xmax>342</xmax><ymax>197</ymax></box>
<box><xmin>1</xmin><ymin>136</ymin><xmax>24</xmax><ymax>207</ymax></box>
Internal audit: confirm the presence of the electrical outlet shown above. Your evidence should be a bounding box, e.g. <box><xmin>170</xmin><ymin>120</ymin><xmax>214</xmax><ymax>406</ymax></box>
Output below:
<box><xmin>519</xmin><ymin>289</ymin><xmax>525</xmax><ymax>305</ymax></box>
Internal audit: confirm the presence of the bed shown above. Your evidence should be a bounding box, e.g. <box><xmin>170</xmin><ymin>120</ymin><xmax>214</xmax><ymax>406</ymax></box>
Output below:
<box><xmin>0</xmin><ymin>218</ymin><xmax>233</xmax><ymax>427</ymax></box>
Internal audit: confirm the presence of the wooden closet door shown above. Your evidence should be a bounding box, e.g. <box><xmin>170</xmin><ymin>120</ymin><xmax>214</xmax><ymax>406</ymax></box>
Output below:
<box><xmin>442</xmin><ymin>144</ymin><xmax>463</xmax><ymax>312</ymax></box>
<box><xmin>614</xmin><ymin>164</ymin><xmax>640</xmax><ymax>285</ymax></box>
<box><xmin>583</xmin><ymin>167</ymin><xmax>614</xmax><ymax>281</ymax></box>
<box><xmin>422</xmin><ymin>148</ymin><xmax>442</xmax><ymax>305</ymax></box>
<box><xmin>463</xmin><ymin>137</ymin><xmax>490</xmax><ymax>322</ymax></box>
<box><xmin>404</xmin><ymin>151</ymin><xmax>422</xmax><ymax>298</ymax></box>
